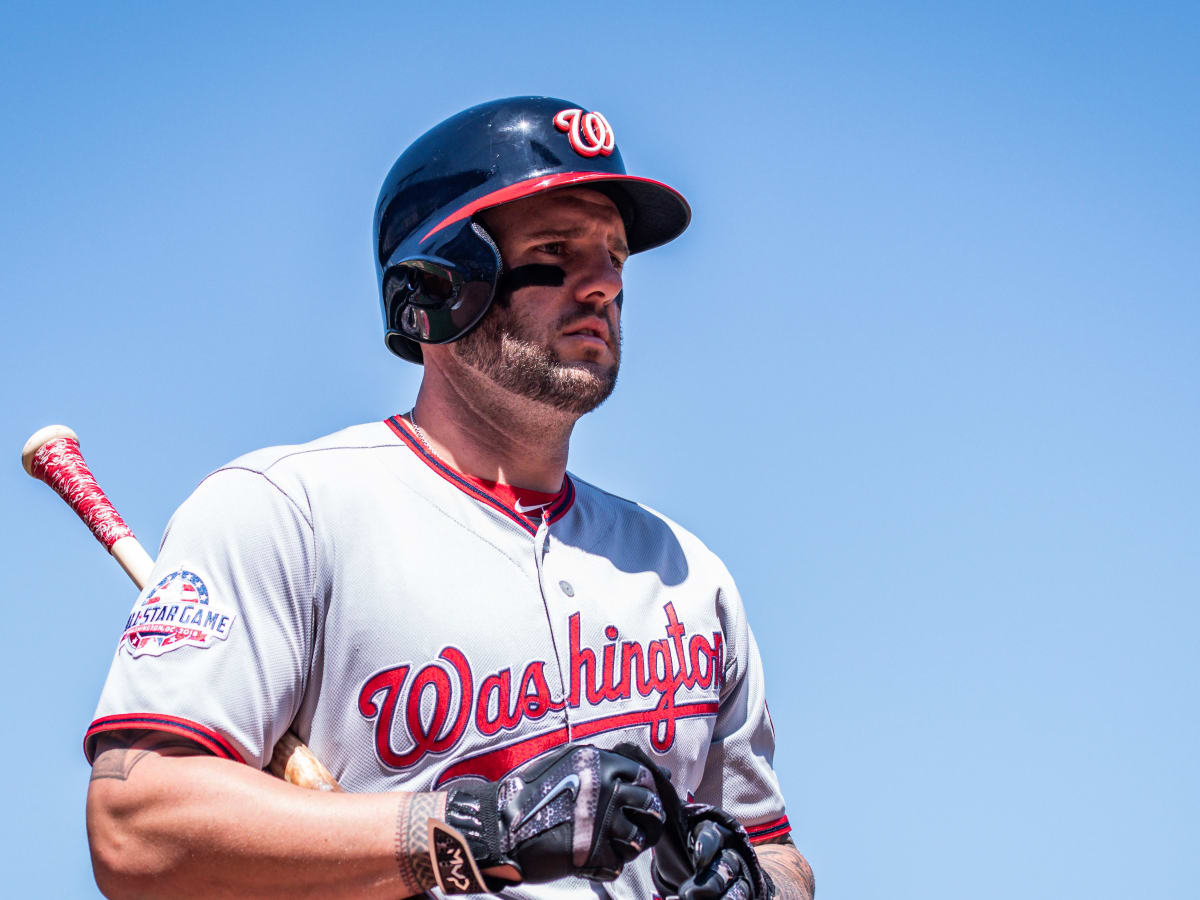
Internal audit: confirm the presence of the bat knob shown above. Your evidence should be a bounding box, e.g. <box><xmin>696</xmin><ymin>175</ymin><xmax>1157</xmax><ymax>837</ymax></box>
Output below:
<box><xmin>22</xmin><ymin>424</ymin><xmax>79</xmax><ymax>476</ymax></box>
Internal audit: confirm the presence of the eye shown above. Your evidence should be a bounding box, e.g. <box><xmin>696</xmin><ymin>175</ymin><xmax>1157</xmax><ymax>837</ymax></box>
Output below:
<box><xmin>534</xmin><ymin>241</ymin><xmax>565</xmax><ymax>256</ymax></box>
<box><xmin>610</xmin><ymin>253</ymin><xmax>626</xmax><ymax>272</ymax></box>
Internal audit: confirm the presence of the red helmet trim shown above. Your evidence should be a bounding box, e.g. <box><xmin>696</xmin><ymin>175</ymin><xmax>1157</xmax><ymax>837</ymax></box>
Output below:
<box><xmin>419</xmin><ymin>171</ymin><xmax>685</xmax><ymax>245</ymax></box>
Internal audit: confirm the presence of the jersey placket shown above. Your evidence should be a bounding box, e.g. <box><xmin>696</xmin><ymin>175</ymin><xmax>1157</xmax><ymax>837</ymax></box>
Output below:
<box><xmin>531</xmin><ymin>509</ymin><xmax>575</xmax><ymax>745</ymax></box>
<box><xmin>384</xmin><ymin>417</ymin><xmax>602</xmax><ymax>770</ymax></box>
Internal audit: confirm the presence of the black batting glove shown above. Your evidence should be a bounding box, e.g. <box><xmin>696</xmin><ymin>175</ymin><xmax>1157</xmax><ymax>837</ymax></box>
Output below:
<box><xmin>671</xmin><ymin>819</ymin><xmax>774</xmax><ymax>899</ymax></box>
<box><xmin>603</xmin><ymin>742</ymin><xmax>772</xmax><ymax>899</ymax></box>
<box><xmin>444</xmin><ymin>743</ymin><xmax>666</xmax><ymax>886</ymax></box>
<box><xmin>651</xmin><ymin>811</ymin><xmax>773</xmax><ymax>899</ymax></box>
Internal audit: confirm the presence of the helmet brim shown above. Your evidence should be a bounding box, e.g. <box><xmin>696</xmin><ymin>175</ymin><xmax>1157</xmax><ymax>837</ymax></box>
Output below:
<box><xmin>418</xmin><ymin>171</ymin><xmax>691</xmax><ymax>255</ymax></box>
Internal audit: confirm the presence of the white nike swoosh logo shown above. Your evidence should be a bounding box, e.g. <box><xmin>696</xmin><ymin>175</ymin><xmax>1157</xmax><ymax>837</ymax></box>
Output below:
<box><xmin>514</xmin><ymin>499</ymin><xmax>552</xmax><ymax>514</ymax></box>
<box><xmin>514</xmin><ymin>773</ymin><xmax>580</xmax><ymax>829</ymax></box>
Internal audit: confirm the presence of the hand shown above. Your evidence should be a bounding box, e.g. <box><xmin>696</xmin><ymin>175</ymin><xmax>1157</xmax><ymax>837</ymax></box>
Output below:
<box><xmin>669</xmin><ymin>819</ymin><xmax>771</xmax><ymax>899</ymax></box>
<box><xmin>651</xmin><ymin>811</ymin><xmax>773</xmax><ymax>899</ymax></box>
<box><xmin>444</xmin><ymin>744</ymin><xmax>666</xmax><ymax>886</ymax></box>
<box><xmin>603</xmin><ymin>742</ymin><xmax>771</xmax><ymax>899</ymax></box>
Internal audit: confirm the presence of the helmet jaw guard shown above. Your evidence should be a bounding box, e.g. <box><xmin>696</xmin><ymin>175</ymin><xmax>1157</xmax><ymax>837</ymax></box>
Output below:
<box><xmin>374</xmin><ymin>96</ymin><xmax>691</xmax><ymax>364</ymax></box>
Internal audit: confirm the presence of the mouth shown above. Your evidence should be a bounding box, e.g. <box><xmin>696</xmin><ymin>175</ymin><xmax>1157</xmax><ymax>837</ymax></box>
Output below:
<box><xmin>561</xmin><ymin>318</ymin><xmax>611</xmax><ymax>348</ymax></box>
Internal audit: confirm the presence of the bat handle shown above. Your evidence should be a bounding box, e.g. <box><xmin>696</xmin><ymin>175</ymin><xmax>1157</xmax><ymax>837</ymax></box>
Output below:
<box><xmin>267</xmin><ymin>731</ymin><xmax>343</xmax><ymax>792</ymax></box>
<box><xmin>110</xmin><ymin>535</ymin><xmax>155</xmax><ymax>590</ymax></box>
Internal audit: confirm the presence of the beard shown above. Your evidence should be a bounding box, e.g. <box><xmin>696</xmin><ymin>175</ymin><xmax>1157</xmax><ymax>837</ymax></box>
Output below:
<box><xmin>451</xmin><ymin>299</ymin><xmax>621</xmax><ymax>416</ymax></box>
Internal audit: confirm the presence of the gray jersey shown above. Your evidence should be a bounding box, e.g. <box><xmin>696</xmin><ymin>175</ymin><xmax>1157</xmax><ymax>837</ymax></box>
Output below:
<box><xmin>88</xmin><ymin>418</ymin><xmax>790</xmax><ymax>898</ymax></box>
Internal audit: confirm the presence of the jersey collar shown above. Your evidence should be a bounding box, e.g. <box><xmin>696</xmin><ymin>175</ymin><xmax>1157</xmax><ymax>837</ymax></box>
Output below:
<box><xmin>385</xmin><ymin>415</ymin><xmax>575</xmax><ymax>534</ymax></box>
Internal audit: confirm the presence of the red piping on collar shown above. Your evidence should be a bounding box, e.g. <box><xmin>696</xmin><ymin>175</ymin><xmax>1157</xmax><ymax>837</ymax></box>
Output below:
<box><xmin>385</xmin><ymin>416</ymin><xmax>576</xmax><ymax>533</ymax></box>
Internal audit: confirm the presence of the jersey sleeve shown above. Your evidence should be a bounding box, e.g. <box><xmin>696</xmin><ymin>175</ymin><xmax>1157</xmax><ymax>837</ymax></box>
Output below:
<box><xmin>692</xmin><ymin>577</ymin><xmax>791</xmax><ymax>844</ymax></box>
<box><xmin>84</xmin><ymin>466</ymin><xmax>316</xmax><ymax>770</ymax></box>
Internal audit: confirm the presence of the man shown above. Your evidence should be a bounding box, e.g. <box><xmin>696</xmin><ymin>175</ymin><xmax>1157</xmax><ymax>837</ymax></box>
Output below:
<box><xmin>85</xmin><ymin>97</ymin><xmax>814</xmax><ymax>899</ymax></box>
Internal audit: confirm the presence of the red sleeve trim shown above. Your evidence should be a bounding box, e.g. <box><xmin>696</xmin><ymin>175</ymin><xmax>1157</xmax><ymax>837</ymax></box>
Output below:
<box><xmin>745</xmin><ymin>815</ymin><xmax>791</xmax><ymax>844</ymax></box>
<box><xmin>84</xmin><ymin>713</ymin><xmax>246</xmax><ymax>764</ymax></box>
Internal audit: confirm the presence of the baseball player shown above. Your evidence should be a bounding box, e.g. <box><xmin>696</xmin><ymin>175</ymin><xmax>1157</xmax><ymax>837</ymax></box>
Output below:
<box><xmin>85</xmin><ymin>97</ymin><xmax>814</xmax><ymax>899</ymax></box>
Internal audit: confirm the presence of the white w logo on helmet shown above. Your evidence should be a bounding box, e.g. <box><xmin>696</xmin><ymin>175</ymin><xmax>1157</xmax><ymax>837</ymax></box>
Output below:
<box><xmin>553</xmin><ymin>108</ymin><xmax>616</xmax><ymax>158</ymax></box>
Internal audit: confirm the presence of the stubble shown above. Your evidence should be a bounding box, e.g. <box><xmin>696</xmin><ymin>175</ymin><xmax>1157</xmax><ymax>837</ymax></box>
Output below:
<box><xmin>452</xmin><ymin>301</ymin><xmax>621</xmax><ymax>416</ymax></box>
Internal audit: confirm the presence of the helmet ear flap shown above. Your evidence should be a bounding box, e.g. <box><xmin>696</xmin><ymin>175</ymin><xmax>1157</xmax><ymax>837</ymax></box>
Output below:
<box><xmin>383</xmin><ymin>262</ymin><xmax>459</xmax><ymax>342</ymax></box>
<box><xmin>380</xmin><ymin>219</ymin><xmax>502</xmax><ymax>352</ymax></box>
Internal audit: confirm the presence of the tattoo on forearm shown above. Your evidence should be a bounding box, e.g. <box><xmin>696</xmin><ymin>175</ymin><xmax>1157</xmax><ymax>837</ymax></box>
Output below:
<box><xmin>89</xmin><ymin>731</ymin><xmax>207</xmax><ymax>783</ymax></box>
<box><xmin>757</xmin><ymin>836</ymin><xmax>815</xmax><ymax>900</ymax></box>
<box><xmin>393</xmin><ymin>791</ymin><xmax>446</xmax><ymax>896</ymax></box>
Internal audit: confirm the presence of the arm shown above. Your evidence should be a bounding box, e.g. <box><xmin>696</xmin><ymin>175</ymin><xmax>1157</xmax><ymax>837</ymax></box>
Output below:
<box><xmin>756</xmin><ymin>835</ymin><xmax>815</xmax><ymax>900</ymax></box>
<box><xmin>87</xmin><ymin>733</ymin><xmax>666</xmax><ymax>899</ymax></box>
<box><xmin>86</xmin><ymin>731</ymin><xmax>439</xmax><ymax>899</ymax></box>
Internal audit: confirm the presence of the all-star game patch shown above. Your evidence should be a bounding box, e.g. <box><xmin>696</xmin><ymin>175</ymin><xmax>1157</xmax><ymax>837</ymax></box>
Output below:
<box><xmin>121</xmin><ymin>569</ymin><xmax>237</xmax><ymax>657</ymax></box>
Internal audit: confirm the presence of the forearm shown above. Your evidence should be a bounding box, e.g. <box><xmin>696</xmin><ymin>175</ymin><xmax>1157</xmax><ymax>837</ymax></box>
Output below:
<box><xmin>86</xmin><ymin>733</ymin><xmax>440</xmax><ymax>899</ymax></box>
<box><xmin>756</xmin><ymin>837</ymin><xmax>814</xmax><ymax>900</ymax></box>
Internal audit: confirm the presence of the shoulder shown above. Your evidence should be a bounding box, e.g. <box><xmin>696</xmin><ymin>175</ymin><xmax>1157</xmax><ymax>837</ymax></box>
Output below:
<box><xmin>568</xmin><ymin>475</ymin><xmax>735</xmax><ymax>582</ymax></box>
<box><xmin>202</xmin><ymin>421</ymin><xmax>398</xmax><ymax>495</ymax></box>
<box><xmin>217</xmin><ymin>421</ymin><xmax>399</xmax><ymax>478</ymax></box>
<box><xmin>168</xmin><ymin>421</ymin><xmax>402</xmax><ymax>530</ymax></box>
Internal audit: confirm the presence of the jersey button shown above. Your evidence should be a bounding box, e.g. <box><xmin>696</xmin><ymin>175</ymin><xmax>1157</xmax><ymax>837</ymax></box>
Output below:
<box><xmin>558</xmin><ymin>580</ymin><xmax>575</xmax><ymax>597</ymax></box>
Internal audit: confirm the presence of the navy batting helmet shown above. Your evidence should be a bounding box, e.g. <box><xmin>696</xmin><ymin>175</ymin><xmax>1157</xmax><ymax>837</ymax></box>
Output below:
<box><xmin>374</xmin><ymin>96</ymin><xmax>691</xmax><ymax>363</ymax></box>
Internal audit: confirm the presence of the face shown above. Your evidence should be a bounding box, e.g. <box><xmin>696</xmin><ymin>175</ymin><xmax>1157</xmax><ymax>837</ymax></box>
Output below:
<box><xmin>450</xmin><ymin>188</ymin><xmax>629</xmax><ymax>416</ymax></box>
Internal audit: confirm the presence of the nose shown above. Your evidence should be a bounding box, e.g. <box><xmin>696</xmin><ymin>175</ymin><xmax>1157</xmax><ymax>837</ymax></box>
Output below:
<box><xmin>572</xmin><ymin>246</ymin><xmax>624</xmax><ymax>310</ymax></box>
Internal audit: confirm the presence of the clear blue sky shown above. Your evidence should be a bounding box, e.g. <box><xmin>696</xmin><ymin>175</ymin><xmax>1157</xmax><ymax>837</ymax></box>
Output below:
<box><xmin>3</xmin><ymin>2</ymin><xmax>1197</xmax><ymax>896</ymax></box>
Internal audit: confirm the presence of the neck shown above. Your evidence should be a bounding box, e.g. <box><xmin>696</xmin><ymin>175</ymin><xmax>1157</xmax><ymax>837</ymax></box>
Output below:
<box><xmin>411</xmin><ymin>362</ymin><xmax>578</xmax><ymax>493</ymax></box>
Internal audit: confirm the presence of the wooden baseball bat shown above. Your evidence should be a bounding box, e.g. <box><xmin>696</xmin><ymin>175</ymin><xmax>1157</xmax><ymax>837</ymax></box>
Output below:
<box><xmin>22</xmin><ymin>424</ymin><xmax>342</xmax><ymax>792</ymax></box>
